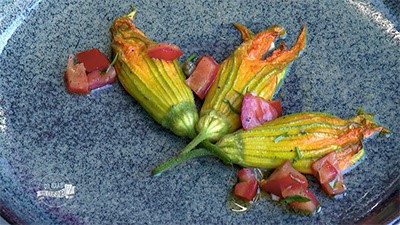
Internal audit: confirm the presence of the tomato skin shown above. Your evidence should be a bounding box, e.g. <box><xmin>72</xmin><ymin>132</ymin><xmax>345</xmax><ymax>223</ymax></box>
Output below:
<box><xmin>281</xmin><ymin>185</ymin><xmax>320</xmax><ymax>213</ymax></box>
<box><xmin>65</xmin><ymin>49</ymin><xmax>117</xmax><ymax>94</ymax></box>
<box><xmin>237</xmin><ymin>167</ymin><xmax>266</xmax><ymax>182</ymax></box>
<box><xmin>185</xmin><ymin>56</ymin><xmax>219</xmax><ymax>99</ymax></box>
<box><xmin>321</xmin><ymin>179</ymin><xmax>346</xmax><ymax>196</ymax></box>
<box><xmin>87</xmin><ymin>67</ymin><xmax>117</xmax><ymax>90</ymax></box>
<box><xmin>260</xmin><ymin>160</ymin><xmax>319</xmax><ymax>213</ymax></box>
<box><xmin>317</xmin><ymin>161</ymin><xmax>338</xmax><ymax>184</ymax></box>
<box><xmin>311</xmin><ymin>151</ymin><xmax>338</xmax><ymax>178</ymax></box>
<box><xmin>311</xmin><ymin>151</ymin><xmax>346</xmax><ymax>196</ymax></box>
<box><xmin>147</xmin><ymin>42</ymin><xmax>183</xmax><ymax>61</ymax></box>
<box><xmin>259</xmin><ymin>160</ymin><xmax>308</xmax><ymax>198</ymax></box>
<box><xmin>268</xmin><ymin>100</ymin><xmax>283</xmax><ymax>117</ymax></box>
<box><xmin>234</xmin><ymin>180</ymin><xmax>258</xmax><ymax>201</ymax></box>
<box><xmin>76</xmin><ymin>48</ymin><xmax>110</xmax><ymax>73</ymax></box>
<box><xmin>237</xmin><ymin>168</ymin><xmax>256</xmax><ymax>182</ymax></box>
<box><xmin>241</xmin><ymin>93</ymin><xmax>281</xmax><ymax>130</ymax></box>
<box><xmin>65</xmin><ymin>54</ymin><xmax>89</xmax><ymax>94</ymax></box>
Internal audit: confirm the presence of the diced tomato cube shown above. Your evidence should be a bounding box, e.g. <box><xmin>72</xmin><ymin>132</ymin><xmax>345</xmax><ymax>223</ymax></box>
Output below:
<box><xmin>241</xmin><ymin>93</ymin><xmax>282</xmax><ymax>130</ymax></box>
<box><xmin>76</xmin><ymin>48</ymin><xmax>110</xmax><ymax>73</ymax></box>
<box><xmin>268</xmin><ymin>100</ymin><xmax>283</xmax><ymax>117</ymax></box>
<box><xmin>185</xmin><ymin>56</ymin><xmax>219</xmax><ymax>99</ymax></box>
<box><xmin>237</xmin><ymin>168</ymin><xmax>266</xmax><ymax>182</ymax></box>
<box><xmin>281</xmin><ymin>184</ymin><xmax>319</xmax><ymax>213</ymax></box>
<box><xmin>147</xmin><ymin>42</ymin><xmax>183</xmax><ymax>61</ymax></box>
<box><xmin>260</xmin><ymin>160</ymin><xmax>308</xmax><ymax>198</ymax></box>
<box><xmin>237</xmin><ymin>168</ymin><xmax>256</xmax><ymax>182</ymax></box>
<box><xmin>234</xmin><ymin>180</ymin><xmax>258</xmax><ymax>201</ymax></box>
<box><xmin>316</xmin><ymin>161</ymin><xmax>339</xmax><ymax>184</ymax></box>
<box><xmin>311</xmin><ymin>151</ymin><xmax>338</xmax><ymax>178</ymax></box>
<box><xmin>64</xmin><ymin>54</ymin><xmax>89</xmax><ymax>94</ymax></box>
<box><xmin>312</xmin><ymin>151</ymin><xmax>346</xmax><ymax>196</ymax></box>
<box><xmin>87</xmin><ymin>67</ymin><xmax>117</xmax><ymax>90</ymax></box>
<box><xmin>321</xmin><ymin>178</ymin><xmax>346</xmax><ymax>196</ymax></box>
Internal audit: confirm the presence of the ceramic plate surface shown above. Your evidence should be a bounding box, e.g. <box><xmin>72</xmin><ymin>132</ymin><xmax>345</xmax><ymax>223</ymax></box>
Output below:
<box><xmin>0</xmin><ymin>0</ymin><xmax>399</xmax><ymax>224</ymax></box>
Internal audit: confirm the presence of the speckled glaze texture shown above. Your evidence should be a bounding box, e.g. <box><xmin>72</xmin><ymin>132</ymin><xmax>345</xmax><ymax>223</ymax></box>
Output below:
<box><xmin>0</xmin><ymin>0</ymin><xmax>399</xmax><ymax>224</ymax></box>
<box><xmin>0</xmin><ymin>0</ymin><xmax>42</xmax><ymax>54</ymax></box>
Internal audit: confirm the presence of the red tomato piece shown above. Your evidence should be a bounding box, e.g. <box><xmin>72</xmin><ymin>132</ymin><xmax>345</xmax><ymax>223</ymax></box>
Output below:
<box><xmin>241</xmin><ymin>93</ymin><xmax>281</xmax><ymax>130</ymax></box>
<box><xmin>185</xmin><ymin>56</ymin><xmax>219</xmax><ymax>99</ymax></box>
<box><xmin>64</xmin><ymin>54</ymin><xmax>89</xmax><ymax>94</ymax></box>
<box><xmin>237</xmin><ymin>168</ymin><xmax>256</xmax><ymax>182</ymax></box>
<box><xmin>87</xmin><ymin>67</ymin><xmax>117</xmax><ymax>90</ymax></box>
<box><xmin>281</xmin><ymin>185</ymin><xmax>320</xmax><ymax>213</ymax></box>
<box><xmin>237</xmin><ymin>168</ymin><xmax>266</xmax><ymax>182</ymax></box>
<box><xmin>260</xmin><ymin>160</ymin><xmax>308</xmax><ymax>198</ymax></box>
<box><xmin>76</xmin><ymin>48</ymin><xmax>110</xmax><ymax>73</ymax></box>
<box><xmin>268</xmin><ymin>100</ymin><xmax>283</xmax><ymax>117</ymax></box>
<box><xmin>312</xmin><ymin>152</ymin><xmax>346</xmax><ymax>196</ymax></box>
<box><xmin>321</xmin><ymin>179</ymin><xmax>346</xmax><ymax>196</ymax></box>
<box><xmin>147</xmin><ymin>42</ymin><xmax>183</xmax><ymax>61</ymax></box>
<box><xmin>311</xmin><ymin>151</ymin><xmax>339</xmax><ymax>179</ymax></box>
<box><xmin>316</xmin><ymin>161</ymin><xmax>339</xmax><ymax>184</ymax></box>
<box><xmin>234</xmin><ymin>180</ymin><xmax>258</xmax><ymax>201</ymax></box>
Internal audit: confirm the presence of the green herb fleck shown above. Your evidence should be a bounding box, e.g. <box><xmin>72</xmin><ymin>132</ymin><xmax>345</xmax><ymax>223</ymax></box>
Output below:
<box><xmin>295</xmin><ymin>147</ymin><xmax>303</xmax><ymax>159</ymax></box>
<box><xmin>274</xmin><ymin>132</ymin><xmax>289</xmax><ymax>143</ymax></box>
<box><xmin>329</xmin><ymin>175</ymin><xmax>339</xmax><ymax>189</ymax></box>
<box><xmin>233</xmin><ymin>89</ymin><xmax>245</xmax><ymax>97</ymax></box>
<box><xmin>282</xmin><ymin>195</ymin><xmax>311</xmax><ymax>204</ymax></box>
<box><xmin>223</xmin><ymin>98</ymin><xmax>240</xmax><ymax>115</ymax></box>
<box><xmin>292</xmin><ymin>147</ymin><xmax>303</xmax><ymax>163</ymax></box>
<box><xmin>101</xmin><ymin>53</ymin><xmax>118</xmax><ymax>75</ymax></box>
<box><xmin>253</xmin><ymin>168</ymin><xmax>264</xmax><ymax>181</ymax></box>
<box><xmin>185</xmin><ymin>53</ymin><xmax>197</xmax><ymax>62</ymax></box>
<box><xmin>110</xmin><ymin>53</ymin><xmax>118</xmax><ymax>66</ymax></box>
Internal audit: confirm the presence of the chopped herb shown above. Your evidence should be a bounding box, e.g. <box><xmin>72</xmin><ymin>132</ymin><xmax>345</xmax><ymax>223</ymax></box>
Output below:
<box><xmin>274</xmin><ymin>132</ymin><xmax>289</xmax><ymax>143</ymax></box>
<box><xmin>110</xmin><ymin>53</ymin><xmax>119</xmax><ymax>66</ymax></box>
<box><xmin>101</xmin><ymin>53</ymin><xmax>118</xmax><ymax>75</ymax></box>
<box><xmin>292</xmin><ymin>147</ymin><xmax>303</xmax><ymax>163</ymax></box>
<box><xmin>282</xmin><ymin>195</ymin><xmax>311</xmax><ymax>204</ymax></box>
<box><xmin>329</xmin><ymin>175</ymin><xmax>339</xmax><ymax>189</ymax></box>
<box><xmin>295</xmin><ymin>146</ymin><xmax>303</xmax><ymax>159</ymax></box>
<box><xmin>185</xmin><ymin>53</ymin><xmax>197</xmax><ymax>62</ymax></box>
<box><xmin>253</xmin><ymin>168</ymin><xmax>264</xmax><ymax>181</ymax></box>
<box><xmin>223</xmin><ymin>98</ymin><xmax>241</xmax><ymax>115</ymax></box>
<box><xmin>233</xmin><ymin>89</ymin><xmax>244</xmax><ymax>97</ymax></box>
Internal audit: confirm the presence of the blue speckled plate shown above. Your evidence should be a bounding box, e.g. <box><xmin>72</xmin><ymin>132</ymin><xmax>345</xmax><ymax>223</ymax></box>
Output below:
<box><xmin>0</xmin><ymin>0</ymin><xmax>399</xmax><ymax>224</ymax></box>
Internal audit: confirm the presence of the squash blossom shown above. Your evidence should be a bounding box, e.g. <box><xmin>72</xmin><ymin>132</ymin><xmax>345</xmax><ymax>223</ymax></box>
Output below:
<box><xmin>181</xmin><ymin>24</ymin><xmax>307</xmax><ymax>153</ymax></box>
<box><xmin>152</xmin><ymin>110</ymin><xmax>389</xmax><ymax>175</ymax></box>
<box><xmin>110</xmin><ymin>9</ymin><xmax>198</xmax><ymax>137</ymax></box>
<box><xmin>214</xmin><ymin>110</ymin><xmax>389</xmax><ymax>173</ymax></box>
